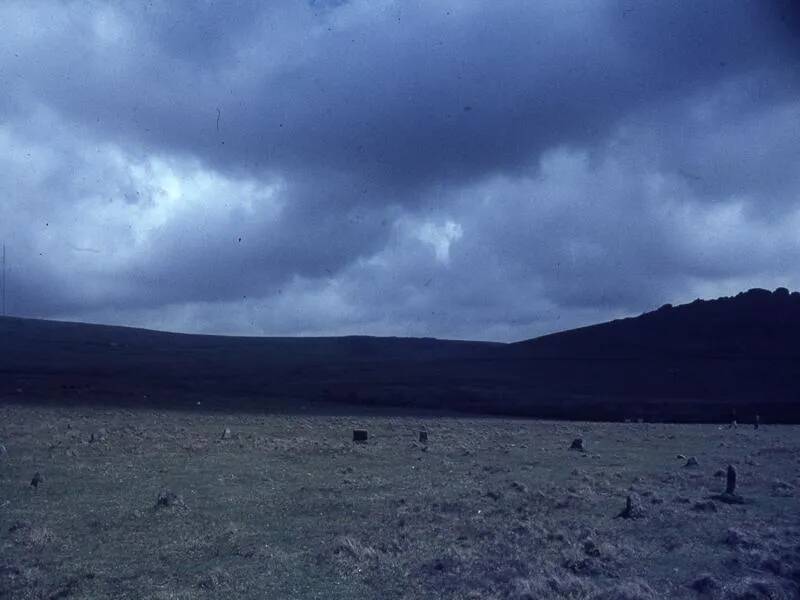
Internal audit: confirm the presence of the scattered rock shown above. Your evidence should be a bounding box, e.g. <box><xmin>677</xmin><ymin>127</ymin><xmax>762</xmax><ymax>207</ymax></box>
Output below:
<box><xmin>30</xmin><ymin>472</ymin><xmax>43</xmax><ymax>489</ymax></box>
<box><xmin>509</xmin><ymin>481</ymin><xmax>528</xmax><ymax>494</ymax></box>
<box><xmin>563</xmin><ymin>556</ymin><xmax>604</xmax><ymax>577</ymax></box>
<box><xmin>616</xmin><ymin>494</ymin><xmax>646</xmax><ymax>519</ymax></box>
<box><xmin>724</xmin><ymin>528</ymin><xmax>758</xmax><ymax>549</ymax></box>
<box><xmin>155</xmin><ymin>490</ymin><xmax>184</xmax><ymax>509</ymax></box>
<box><xmin>677</xmin><ymin>454</ymin><xmax>687</xmax><ymax>460</ymax></box>
<box><xmin>714</xmin><ymin>469</ymin><xmax>726</xmax><ymax>477</ymax></box>
<box><xmin>570</xmin><ymin>438</ymin><xmax>585</xmax><ymax>452</ymax></box>
<box><xmin>583</xmin><ymin>540</ymin><xmax>601</xmax><ymax>557</ymax></box>
<box><xmin>684</xmin><ymin>457</ymin><xmax>699</xmax><ymax>468</ymax></box>
<box><xmin>8</xmin><ymin>520</ymin><xmax>32</xmax><ymax>538</ymax></box>
<box><xmin>692</xmin><ymin>500</ymin><xmax>717</xmax><ymax>512</ymax></box>
<box><xmin>771</xmin><ymin>479</ymin><xmax>794</xmax><ymax>497</ymax></box>
<box><xmin>90</xmin><ymin>428</ymin><xmax>107</xmax><ymax>443</ymax></box>
<box><xmin>689</xmin><ymin>573</ymin><xmax>719</xmax><ymax>594</ymax></box>
<box><xmin>221</xmin><ymin>428</ymin><xmax>232</xmax><ymax>440</ymax></box>
<box><xmin>0</xmin><ymin>444</ymin><xmax>7</xmax><ymax>457</ymax></box>
<box><xmin>46</xmin><ymin>575</ymin><xmax>83</xmax><ymax>599</ymax></box>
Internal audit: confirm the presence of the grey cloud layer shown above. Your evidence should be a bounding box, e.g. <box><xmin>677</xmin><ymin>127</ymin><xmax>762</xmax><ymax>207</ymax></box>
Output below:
<box><xmin>1</xmin><ymin>1</ymin><xmax>799</xmax><ymax>340</ymax></box>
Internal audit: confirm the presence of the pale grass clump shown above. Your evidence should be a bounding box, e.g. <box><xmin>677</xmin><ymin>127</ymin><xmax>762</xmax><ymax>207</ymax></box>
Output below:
<box><xmin>511</xmin><ymin>568</ymin><xmax>593</xmax><ymax>599</ymax></box>
<box><xmin>588</xmin><ymin>579</ymin><xmax>660</xmax><ymax>600</ymax></box>
<box><xmin>721</xmin><ymin>576</ymin><xmax>799</xmax><ymax>600</ymax></box>
<box><xmin>27</xmin><ymin>526</ymin><xmax>57</xmax><ymax>549</ymax></box>
<box><xmin>333</xmin><ymin>535</ymin><xmax>379</xmax><ymax>562</ymax></box>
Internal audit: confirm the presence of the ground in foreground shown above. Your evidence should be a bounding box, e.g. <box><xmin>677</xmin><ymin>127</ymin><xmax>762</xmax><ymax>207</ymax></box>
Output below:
<box><xmin>1</xmin><ymin>402</ymin><xmax>799</xmax><ymax>599</ymax></box>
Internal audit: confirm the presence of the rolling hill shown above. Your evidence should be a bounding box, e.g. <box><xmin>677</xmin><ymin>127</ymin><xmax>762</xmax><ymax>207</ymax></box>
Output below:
<box><xmin>2</xmin><ymin>288</ymin><xmax>799</xmax><ymax>421</ymax></box>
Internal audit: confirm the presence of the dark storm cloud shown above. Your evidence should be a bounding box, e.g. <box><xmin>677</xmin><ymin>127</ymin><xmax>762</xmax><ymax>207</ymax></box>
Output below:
<box><xmin>5</xmin><ymin>1</ymin><xmax>798</xmax><ymax>189</ymax></box>
<box><xmin>1</xmin><ymin>1</ymin><xmax>799</xmax><ymax>339</ymax></box>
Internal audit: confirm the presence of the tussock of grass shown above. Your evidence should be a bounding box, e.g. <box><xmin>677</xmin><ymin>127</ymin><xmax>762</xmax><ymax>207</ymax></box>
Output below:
<box><xmin>721</xmin><ymin>576</ymin><xmax>799</xmax><ymax>599</ymax></box>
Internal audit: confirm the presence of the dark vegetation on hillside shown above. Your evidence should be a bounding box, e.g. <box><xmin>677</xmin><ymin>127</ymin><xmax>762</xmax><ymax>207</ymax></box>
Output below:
<box><xmin>1</xmin><ymin>288</ymin><xmax>799</xmax><ymax>422</ymax></box>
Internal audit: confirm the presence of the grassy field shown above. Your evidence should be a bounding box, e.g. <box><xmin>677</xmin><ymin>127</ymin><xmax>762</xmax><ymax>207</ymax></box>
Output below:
<box><xmin>1</xmin><ymin>402</ymin><xmax>799</xmax><ymax>599</ymax></box>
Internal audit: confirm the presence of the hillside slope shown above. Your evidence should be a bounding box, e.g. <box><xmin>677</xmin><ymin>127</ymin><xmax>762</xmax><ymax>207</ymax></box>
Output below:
<box><xmin>1</xmin><ymin>288</ymin><xmax>799</xmax><ymax>421</ymax></box>
<box><xmin>511</xmin><ymin>287</ymin><xmax>800</xmax><ymax>359</ymax></box>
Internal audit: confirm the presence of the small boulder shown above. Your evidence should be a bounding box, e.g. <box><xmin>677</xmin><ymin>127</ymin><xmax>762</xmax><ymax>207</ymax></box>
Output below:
<box><xmin>724</xmin><ymin>528</ymin><xmax>758</xmax><ymax>549</ymax></box>
<box><xmin>583</xmin><ymin>540</ymin><xmax>601</xmax><ymax>557</ymax></box>
<box><xmin>221</xmin><ymin>428</ymin><xmax>232</xmax><ymax>440</ymax></box>
<box><xmin>155</xmin><ymin>490</ymin><xmax>184</xmax><ymax>509</ymax></box>
<box><xmin>690</xmin><ymin>573</ymin><xmax>720</xmax><ymax>595</ymax></box>
<box><xmin>692</xmin><ymin>500</ymin><xmax>717</xmax><ymax>512</ymax></box>
<box><xmin>509</xmin><ymin>480</ymin><xmax>528</xmax><ymax>494</ymax></box>
<box><xmin>684</xmin><ymin>457</ymin><xmax>699</xmax><ymax>468</ymax></box>
<box><xmin>90</xmin><ymin>428</ymin><xmax>108</xmax><ymax>443</ymax></box>
<box><xmin>30</xmin><ymin>472</ymin><xmax>43</xmax><ymax>488</ymax></box>
<box><xmin>771</xmin><ymin>479</ymin><xmax>794</xmax><ymax>498</ymax></box>
<box><xmin>569</xmin><ymin>438</ymin><xmax>585</xmax><ymax>452</ymax></box>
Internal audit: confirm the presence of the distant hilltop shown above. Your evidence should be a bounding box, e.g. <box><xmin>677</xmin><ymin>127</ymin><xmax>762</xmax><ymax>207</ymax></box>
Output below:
<box><xmin>2</xmin><ymin>287</ymin><xmax>800</xmax><ymax>422</ymax></box>
<box><xmin>511</xmin><ymin>287</ymin><xmax>800</xmax><ymax>359</ymax></box>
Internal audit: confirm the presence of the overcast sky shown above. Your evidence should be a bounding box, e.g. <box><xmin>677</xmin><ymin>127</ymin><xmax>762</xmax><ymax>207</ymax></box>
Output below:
<box><xmin>1</xmin><ymin>1</ymin><xmax>799</xmax><ymax>341</ymax></box>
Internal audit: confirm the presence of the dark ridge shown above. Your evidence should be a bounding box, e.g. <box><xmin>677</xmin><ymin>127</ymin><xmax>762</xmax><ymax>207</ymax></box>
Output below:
<box><xmin>510</xmin><ymin>287</ymin><xmax>800</xmax><ymax>359</ymax></box>
<box><xmin>2</xmin><ymin>287</ymin><xmax>799</xmax><ymax>422</ymax></box>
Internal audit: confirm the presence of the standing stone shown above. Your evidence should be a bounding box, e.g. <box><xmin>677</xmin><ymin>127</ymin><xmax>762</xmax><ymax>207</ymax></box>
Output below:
<box><xmin>726</xmin><ymin>465</ymin><xmax>737</xmax><ymax>495</ymax></box>
<box><xmin>419</xmin><ymin>431</ymin><xmax>428</xmax><ymax>444</ymax></box>
<box><xmin>754</xmin><ymin>415</ymin><xmax>760</xmax><ymax>430</ymax></box>
<box><xmin>710</xmin><ymin>464</ymin><xmax>745</xmax><ymax>504</ymax></box>
<box><xmin>616</xmin><ymin>494</ymin><xmax>646</xmax><ymax>519</ymax></box>
<box><xmin>353</xmin><ymin>429</ymin><xmax>368</xmax><ymax>443</ymax></box>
